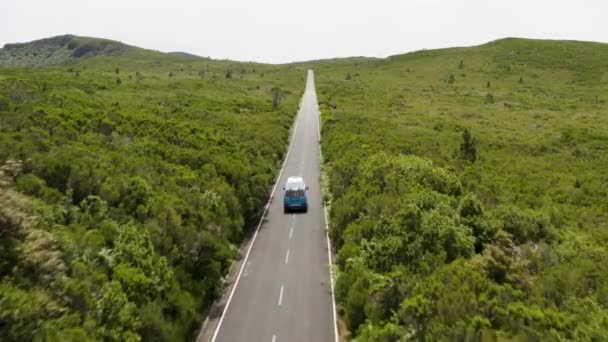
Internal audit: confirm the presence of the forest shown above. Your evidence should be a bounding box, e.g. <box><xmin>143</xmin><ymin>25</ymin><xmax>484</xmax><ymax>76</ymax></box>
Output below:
<box><xmin>313</xmin><ymin>38</ymin><xmax>608</xmax><ymax>340</ymax></box>
<box><xmin>0</xmin><ymin>42</ymin><xmax>304</xmax><ymax>341</ymax></box>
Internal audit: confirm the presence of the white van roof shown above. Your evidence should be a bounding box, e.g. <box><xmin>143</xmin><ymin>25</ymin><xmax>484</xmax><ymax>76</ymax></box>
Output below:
<box><xmin>286</xmin><ymin>176</ymin><xmax>305</xmax><ymax>189</ymax></box>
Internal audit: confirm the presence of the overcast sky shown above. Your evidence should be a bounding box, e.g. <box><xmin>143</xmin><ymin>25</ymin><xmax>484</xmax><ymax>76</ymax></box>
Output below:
<box><xmin>1</xmin><ymin>0</ymin><xmax>607</xmax><ymax>63</ymax></box>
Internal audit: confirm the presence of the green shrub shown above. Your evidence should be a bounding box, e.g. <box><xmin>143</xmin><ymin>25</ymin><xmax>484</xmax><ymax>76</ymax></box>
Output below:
<box><xmin>447</xmin><ymin>73</ymin><xmax>455</xmax><ymax>84</ymax></box>
<box><xmin>460</xmin><ymin>128</ymin><xmax>477</xmax><ymax>162</ymax></box>
<box><xmin>496</xmin><ymin>205</ymin><xmax>555</xmax><ymax>244</ymax></box>
<box><xmin>16</xmin><ymin>173</ymin><xmax>63</xmax><ymax>203</ymax></box>
<box><xmin>485</xmin><ymin>92</ymin><xmax>494</xmax><ymax>103</ymax></box>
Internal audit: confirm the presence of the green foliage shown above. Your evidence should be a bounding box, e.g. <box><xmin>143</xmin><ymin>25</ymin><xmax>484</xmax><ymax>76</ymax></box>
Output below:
<box><xmin>0</xmin><ymin>44</ymin><xmax>304</xmax><ymax>340</ymax></box>
<box><xmin>271</xmin><ymin>86</ymin><xmax>283</xmax><ymax>109</ymax></box>
<box><xmin>95</xmin><ymin>281</ymin><xmax>141</xmax><ymax>341</ymax></box>
<box><xmin>314</xmin><ymin>37</ymin><xmax>608</xmax><ymax>339</ymax></box>
<box><xmin>484</xmin><ymin>92</ymin><xmax>494</xmax><ymax>103</ymax></box>
<box><xmin>0</xmin><ymin>282</ymin><xmax>57</xmax><ymax>342</ymax></box>
<box><xmin>447</xmin><ymin>73</ymin><xmax>455</xmax><ymax>84</ymax></box>
<box><xmin>16</xmin><ymin>173</ymin><xmax>63</xmax><ymax>203</ymax></box>
<box><xmin>460</xmin><ymin>128</ymin><xmax>477</xmax><ymax>162</ymax></box>
<box><xmin>0</xmin><ymin>35</ymin><xmax>136</xmax><ymax>66</ymax></box>
<box><xmin>496</xmin><ymin>205</ymin><xmax>555</xmax><ymax>244</ymax></box>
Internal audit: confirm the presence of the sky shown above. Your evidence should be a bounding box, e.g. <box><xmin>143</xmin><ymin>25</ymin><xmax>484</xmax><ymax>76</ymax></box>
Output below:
<box><xmin>1</xmin><ymin>0</ymin><xmax>607</xmax><ymax>64</ymax></box>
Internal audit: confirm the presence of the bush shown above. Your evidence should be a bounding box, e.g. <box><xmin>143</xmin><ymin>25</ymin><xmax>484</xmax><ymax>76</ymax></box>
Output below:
<box><xmin>485</xmin><ymin>92</ymin><xmax>494</xmax><ymax>104</ymax></box>
<box><xmin>0</xmin><ymin>97</ymin><xmax>9</xmax><ymax>111</ymax></box>
<box><xmin>271</xmin><ymin>87</ymin><xmax>283</xmax><ymax>109</ymax></box>
<box><xmin>67</xmin><ymin>40</ymin><xmax>79</xmax><ymax>50</ymax></box>
<box><xmin>72</xmin><ymin>43</ymin><xmax>98</xmax><ymax>58</ymax></box>
<box><xmin>447</xmin><ymin>73</ymin><xmax>455</xmax><ymax>84</ymax></box>
<box><xmin>16</xmin><ymin>173</ymin><xmax>63</xmax><ymax>203</ymax></box>
<box><xmin>459</xmin><ymin>193</ymin><xmax>483</xmax><ymax>218</ymax></box>
<box><xmin>496</xmin><ymin>205</ymin><xmax>555</xmax><ymax>244</ymax></box>
<box><xmin>120</xmin><ymin>177</ymin><xmax>152</xmax><ymax>219</ymax></box>
<box><xmin>460</xmin><ymin>128</ymin><xmax>477</xmax><ymax>162</ymax></box>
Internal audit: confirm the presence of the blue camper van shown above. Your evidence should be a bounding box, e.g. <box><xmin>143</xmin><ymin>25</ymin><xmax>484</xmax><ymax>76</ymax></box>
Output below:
<box><xmin>283</xmin><ymin>176</ymin><xmax>308</xmax><ymax>213</ymax></box>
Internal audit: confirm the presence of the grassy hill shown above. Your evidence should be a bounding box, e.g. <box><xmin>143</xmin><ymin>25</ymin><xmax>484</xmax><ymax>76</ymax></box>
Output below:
<box><xmin>0</xmin><ymin>35</ymin><xmax>147</xmax><ymax>66</ymax></box>
<box><xmin>0</xmin><ymin>35</ymin><xmax>305</xmax><ymax>341</ymax></box>
<box><xmin>312</xmin><ymin>37</ymin><xmax>608</xmax><ymax>340</ymax></box>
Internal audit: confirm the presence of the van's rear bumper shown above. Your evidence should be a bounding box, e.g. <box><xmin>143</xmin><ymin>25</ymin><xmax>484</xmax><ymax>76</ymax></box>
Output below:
<box><xmin>284</xmin><ymin>203</ymin><xmax>308</xmax><ymax>212</ymax></box>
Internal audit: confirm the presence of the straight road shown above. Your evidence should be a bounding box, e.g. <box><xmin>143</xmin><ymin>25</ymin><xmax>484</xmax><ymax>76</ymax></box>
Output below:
<box><xmin>198</xmin><ymin>70</ymin><xmax>337</xmax><ymax>342</ymax></box>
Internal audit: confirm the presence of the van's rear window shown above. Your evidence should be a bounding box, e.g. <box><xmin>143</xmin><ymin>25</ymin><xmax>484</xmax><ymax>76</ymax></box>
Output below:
<box><xmin>286</xmin><ymin>189</ymin><xmax>304</xmax><ymax>197</ymax></box>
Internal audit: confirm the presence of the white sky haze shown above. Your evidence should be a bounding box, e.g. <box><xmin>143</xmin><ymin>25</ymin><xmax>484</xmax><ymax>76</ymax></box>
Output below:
<box><xmin>1</xmin><ymin>0</ymin><xmax>607</xmax><ymax>63</ymax></box>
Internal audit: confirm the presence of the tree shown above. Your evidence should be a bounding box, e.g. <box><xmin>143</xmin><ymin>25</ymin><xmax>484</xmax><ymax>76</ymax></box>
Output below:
<box><xmin>120</xmin><ymin>177</ymin><xmax>151</xmax><ymax>220</ymax></box>
<box><xmin>458</xmin><ymin>60</ymin><xmax>464</xmax><ymax>69</ymax></box>
<box><xmin>271</xmin><ymin>87</ymin><xmax>283</xmax><ymax>109</ymax></box>
<box><xmin>485</xmin><ymin>93</ymin><xmax>494</xmax><ymax>104</ymax></box>
<box><xmin>95</xmin><ymin>281</ymin><xmax>141</xmax><ymax>341</ymax></box>
<box><xmin>447</xmin><ymin>73</ymin><xmax>455</xmax><ymax>84</ymax></box>
<box><xmin>346</xmin><ymin>73</ymin><xmax>352</xmax><ymax>80</ymax></box>
<box><xmin>460</xmin><ymin>128</ymin><xmax>477</xmax><ymax>162</ymax></box>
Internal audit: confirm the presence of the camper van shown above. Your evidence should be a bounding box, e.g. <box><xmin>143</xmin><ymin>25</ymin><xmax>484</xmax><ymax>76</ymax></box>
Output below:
<box><xmin>283</xmin><ymin>176</ymin><xmax>308</xmax><ymax>213</ymax></box>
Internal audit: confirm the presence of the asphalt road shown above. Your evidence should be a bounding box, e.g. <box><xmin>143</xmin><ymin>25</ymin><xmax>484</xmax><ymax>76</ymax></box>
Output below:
<box><xmin>198</xmin><ymin>70</ymin><xmax>337</xmax><ymax>342</ymax></box>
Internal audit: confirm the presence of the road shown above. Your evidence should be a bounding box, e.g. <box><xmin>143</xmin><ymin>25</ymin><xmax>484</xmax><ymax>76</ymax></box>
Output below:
<box><xmin>198</xmin><ymin>70</ymin><xmax>337</xmax><ymax>342</ymax></box>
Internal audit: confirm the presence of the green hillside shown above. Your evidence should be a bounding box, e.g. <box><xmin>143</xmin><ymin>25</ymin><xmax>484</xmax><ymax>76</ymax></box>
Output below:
<box><xmin>313</xmin><ymin>38</ymin><xmax>608</xmax><ymax>340</ymax></box>
<box><xmin>0</xmin><ymin>35</ymin><xmax>146</xmax><ymax>66</ymax></box>
<box><xmin>0</xmin><ymin>36</ymin><xmax>304</xmax><ymax>340</ymax></box>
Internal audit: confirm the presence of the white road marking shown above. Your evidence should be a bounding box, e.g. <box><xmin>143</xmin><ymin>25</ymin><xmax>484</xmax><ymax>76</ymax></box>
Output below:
<box><xmin>278</xmin><ymin>285</ymin><xmax>284</xmax><ymax>306</ymax></box>
<box><xmin>285</xmin><ymin>249</ymin><xmax>290</xmax><ymax>264</ymax></box>
<box><xmin>210</xmin><ymin>89</ymin><xmax>303</xmax><ymax>342</ymax></box>
<box><xmin>324</xmin><ymin>205</ymin><xmax>339</xmax><ymax>342</ymax></box>
<box><xmin>289</xmin><ymin>227</ymin><xmax>293</xmax><ymax>240</ymax></box>
<box><xmin>272</xmin><ymin>335</ymin><xmax>276</xmax><ymax>342</ymax></box>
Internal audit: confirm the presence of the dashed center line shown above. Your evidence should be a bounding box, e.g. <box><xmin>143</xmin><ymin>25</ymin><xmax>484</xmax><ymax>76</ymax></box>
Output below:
<box><xmin>278</xmin><ymin>285</ymin><xmax>284</xmax><ymax>306</ymax></box>
<box><xmin>272</xmin><ymin>335</ymin><xmax>276</xmax><ymax>342</ymax></box>
<box><xmin>289</xmin><ymin>227</ymin><xmax>294</xmax><ymax>239</ymax></box>
<box><xmin>285</xmin><ymin>249</ymin><xmax>290</xmax><ymax>264</ymax></box>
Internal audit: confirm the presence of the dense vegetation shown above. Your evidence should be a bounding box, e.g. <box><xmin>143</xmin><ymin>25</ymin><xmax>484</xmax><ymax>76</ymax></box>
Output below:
<box><xmin>0</xmin><ymin>37</ymin><xmax>304</xmax><ymax>341</ymax></box>
<box><xmin>313</xmin><ymin>38</ymin><xmax>608</xmax><ymax>340</ymax></box>
<box><xmin>0</xmin><ymin>35</ymin><xmax>143</xmax><ymax>67</ymax></box>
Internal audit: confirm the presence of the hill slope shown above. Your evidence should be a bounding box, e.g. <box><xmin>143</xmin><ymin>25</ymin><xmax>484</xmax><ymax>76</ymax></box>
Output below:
<box><xmin>313</xmin><ymin>38</ymin><xmax>608</xmax><ymax>340</ymax></box>
<box><xmin>0</xmin><ymin>35</ymin><xmax>145</xmax><ymax>66</ymax></box>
